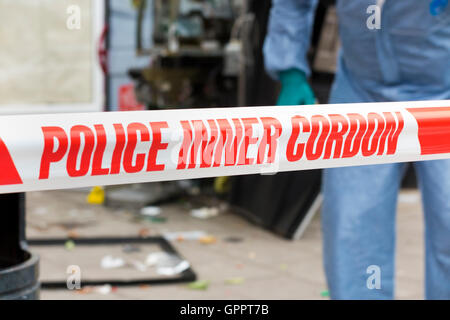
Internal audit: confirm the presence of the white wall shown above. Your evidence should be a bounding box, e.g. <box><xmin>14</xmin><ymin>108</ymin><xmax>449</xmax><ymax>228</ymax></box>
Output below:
<box><xmin>0</xmin><ymin>0</ymin><xmax>103</xmax><ymax>114</ymax></box>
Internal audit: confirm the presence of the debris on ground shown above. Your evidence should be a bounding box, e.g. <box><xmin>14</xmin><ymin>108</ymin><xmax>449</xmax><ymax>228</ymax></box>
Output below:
<box><xmin>67</xmin><ymin>230</ymin><xmax>79</xmax><ymax>239</ymax></box>
<box><xmin>140</xmin><ymin>206</ymin><xmax>162</xmax><ymax>217</ymax></box>
<box><xmin>280</xmin><ymin>264</ymin><xmax>288</xmax><ymax>271</ymax></box>
<box><xmin>198</xmin><ymin>235</ymin><xmax>217</xmax><ymax>245</ymax></box>
<box><xmin>122</xmin><ymin>244</ymin><xmax>141</xmax><ymax>253</ymax></box>
<box><xmin>248</xmin><ymin>252</ymin><xmax>256</xmax><ymax>260</ymax></box>
<box><xmin>75</xmin><ymin>285</ymin><xmax>117</xmax><ymax>295</ymax></box>
<box><xmin>138</xmin><ymin>228</ymin><xmax>151</xmax><ymax>238</ymax></box>
<box><xmin>100</xmin><ymin>255</ymin><xmax>125</xmax><ymax>269</ymax></box>
<box><xmin>157</xmin><ymin>260</ymin><xmax>190</xmax><ymax>276</ymax></box>
<box><xmin>145</xmin><ymin>216</ymin><xmax>167</xmax><ymax>223</ymax></box>
<box><xmin>145</xmin><ymin>252</ymin><xmax>190</xmax><ymax>276</ymax></box>
<box><xmin>64</xmin><ymin>240</ymin><xmax>75</xmax><ymax>251</ymax></box>
<box><xmin>94</xmin><ymin>284</ymin><xmax>117</xmax><ymax>295</ymax></box>
<box><xmin>139</xmin><ymin>284</ymin><xmax>150</xmax><ymax>290</ymax></box>
<box><xmin>190</xmin><ymin>207</ymin><xmax>219</xmax><ymax>219</ymax></box>
<box><xmin>96</xmin><ymin>250</ymin><xmax>191</xmax><ymax>274</ymax></box>
<box><xmin>163</xmin><ymin>230</ymin><xmax>207</xmax><ymax>242</ymax></box>
<box><xmin>224</xmin><ymin>236</ymin><xmax>244</xmax><ymax>243</ymax></box>
<box><xmin>94</xmin><ymin>284</ymin><xmax>116</xmax><ymax>295</ymax></box>
<box><xmin>187</xmin><ymin>280</ymin><xmax>210</xmax><ymax>290</ymax></box>
<box><xmin>145</xmin><ymin>252</ymin><xmax>164</xmax><ymax>267</ymax></box>
<box><xmin>129</xmin><ymin>260</ymin><xmax>148</xmax><ymax>272</ymax></box>
<box><xmin>320</xmin><ymin>290</ymin><xmax>330</xmax><ymax>298</ymax></box>
<box><xmin>86</xmin><ymin>186</ymin><xmax>105</xmax><ymax>205</ymax></box>
<box><xmin>74</xmin><ymin>286</ymin><xmax>93</xmax><ymax>294</ymax></box>
<box><xmin>225</xmin><ymin>277</ymin><xmax>245</xmax><ymax>285</ymax></box>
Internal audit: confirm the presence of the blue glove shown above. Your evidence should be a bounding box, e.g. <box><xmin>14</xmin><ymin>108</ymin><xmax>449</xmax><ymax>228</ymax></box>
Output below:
<box><xmin>277</xmin><ymin>69</ymin><xmax>316</xmax><ymax>106</ymax></box>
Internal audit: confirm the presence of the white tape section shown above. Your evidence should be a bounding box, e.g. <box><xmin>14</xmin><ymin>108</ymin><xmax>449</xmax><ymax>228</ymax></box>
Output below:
<box><xmin>1</xmin><ymin>100</ymin><xmax>450</xmax><ymax>194</ymax></box>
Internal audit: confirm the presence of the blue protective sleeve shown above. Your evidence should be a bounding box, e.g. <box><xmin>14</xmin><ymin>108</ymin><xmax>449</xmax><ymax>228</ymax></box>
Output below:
<box><xmin>263</xmin><ymin>0</ymin><xmax>319</xmax><ymax>80</ymax></box>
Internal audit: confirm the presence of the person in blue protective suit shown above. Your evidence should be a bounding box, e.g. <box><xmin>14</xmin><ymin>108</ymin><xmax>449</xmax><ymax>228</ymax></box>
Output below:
<box><xmin>264</xmin><ymin>0</ymin><xmax>450</xmax><ymax>299</ymax></box>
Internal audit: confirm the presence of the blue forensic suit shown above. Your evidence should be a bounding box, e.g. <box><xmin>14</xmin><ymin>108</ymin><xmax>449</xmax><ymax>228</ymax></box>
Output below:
<box><xmin>264</xmin><ymin>0</ymin><xmax>450</xmax><ymax>299</ymax></box>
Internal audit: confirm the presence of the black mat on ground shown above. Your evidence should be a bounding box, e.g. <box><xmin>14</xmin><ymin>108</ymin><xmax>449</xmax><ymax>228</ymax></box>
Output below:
<box><xmin>28</xmin><ymin>236</ymin><xmax>196</xmax><ymax>289</ymax></box>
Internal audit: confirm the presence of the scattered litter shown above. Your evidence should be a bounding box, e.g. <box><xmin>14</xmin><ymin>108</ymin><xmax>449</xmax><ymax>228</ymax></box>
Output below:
<box><xmin>87</xmin><ymin>186</ymin><xmax>105</xmax><ymax>205</ymax></box>
<box><xmin>224</xmin><ymin>236</ymin><xmax>244</xmax><ymax>243</ymax></box>
<box><xmin>67</xmin><ymin>230</ymin><xmax>79</xmax><ymax>239</ymax></box>
<box><xmin>75</xmin><ymin>285</ymin><xmax>117</xmax><ymax>295</ymax></box>
<box><xmin>163</xmin><ymin>231</ymin><xmax>207</xmax><ymax>242</ymax></box>
<box><xmin>74</xmin><ymin>286</ymin><xmax>93</xmax><ymax>294</ymax></box>
<box><xmin>280</xmin><ymin>264</ymin><xmax>288</xmax><ymax>271</ymax></box>
<box><xmin>147</xmin><ymin>216</ymin><xmax>167</xmax><ymax>223</ymax></box>
<box><xmin>145</xmin><ymin>252</ymin><xmax>190</xmax><ymax>276</ymax></box>
<box><xmin>140</xmin><ymin>206</ymin><xmax>162</xmax><ymax>217</ymax></box>
<box><xmin>248</xmin><ymin>252</ymin><xmax>256</xmax><ymax>260</ymax></box>
<box><xmin>94</xmin><ymin>285</ymin><xmax>112</xmax><ymax>295</ymax></box>
<box><xmin>138</xmin><ymin>228</ymin><xmax>151</xmax><ymax>238</ymax></box>
<box><xmin>123</xmin><ymin>244</ymin><xmax>141</xmax><ymax>253</ymax></box>
<box><xmin>101</xmin><ymin>255</ymin><xmax>125</xmax><ymax>269</ymax></box>
<box><xmin>65</xmin><ymin>240</ymin><xmax>75</xmax><ymax>251</ymax></box>
<box><xmin>320</xmin><ymin>290</ymin><xmax>330</xmax><ymax>298</ymax></box>
<box><xmin>199</xmin><ymin>235</ymin><xmax>217</xmax><ymax>245</ymax></box>
<box><xmin>139</xmin><ymin>284</ymin><xmax>150</xmax><ymax>290</ymax></box>
<box><xmin>190</xmin><ymin>207</ymin><xmax>219</xmax><ymax>219</ymax></box>
<box><xmin>158</xmin><ymin>260</ymin><xmax>190</xmax><ymax>276</ymax></box>
<box><xmin>145</xmin><ymin>252</ymin><xmax>164</xmax><ymax>267</ymax></box>
<box><xmin>129</xmin><ymin>260</ymin><xmax>148</xmax><ymax>272</ymax></box>
<box><xmin>94</xmin><ymin>284</ymin><xmax>117</xmax><ymax>295</ymax></box>
<box><xmin>225</xmin><ymin>277</ymin><xmax>245</xmax><ymax>285</ymax></box>
<box><xmin>187</xmin><ymin>280</ymin><xmax>210</xmax><ymax>290</ymax></box>
<box><xmin>235</xmin><ymin>263</ymin><xmax>244</xmax><ymax>269</ymax></box>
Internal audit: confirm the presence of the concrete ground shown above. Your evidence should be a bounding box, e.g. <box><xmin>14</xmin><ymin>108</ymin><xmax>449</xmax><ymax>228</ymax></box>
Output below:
<box><xmin>26</xmin><ymin>188</ymin><xmax>424</xmax><ymax>300</ymax></box>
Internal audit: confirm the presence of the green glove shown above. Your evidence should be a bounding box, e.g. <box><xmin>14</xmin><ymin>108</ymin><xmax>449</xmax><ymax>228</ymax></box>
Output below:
<box><xmin>277</xmin><ymin>69</ymin><xmax>316</xmax><ymax>106</ymax></box>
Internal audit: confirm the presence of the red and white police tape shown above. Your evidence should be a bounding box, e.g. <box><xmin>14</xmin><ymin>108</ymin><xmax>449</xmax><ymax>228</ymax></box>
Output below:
<box><xmin>0</xmin><ymin>100</ymin><xmax>450</xmax><ymax>194</ymax></box>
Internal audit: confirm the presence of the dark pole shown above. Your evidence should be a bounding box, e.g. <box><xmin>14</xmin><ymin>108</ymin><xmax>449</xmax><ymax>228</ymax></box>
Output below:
<box><xmin>0</xmin><ymin>193</ymin><xmax>40</xmax><ymax>299</ymax></box>
<box><xmin>0</xmin><ymin>193</ymin><xmax>27</xmax><ymax>268</ymax></box>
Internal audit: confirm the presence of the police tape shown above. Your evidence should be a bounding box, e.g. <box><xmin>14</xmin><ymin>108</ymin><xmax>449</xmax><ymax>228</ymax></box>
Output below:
<box><xmin>1</xmin><ymin>100</ymin><xmax>450</xmax><ymax>194</ymax></box>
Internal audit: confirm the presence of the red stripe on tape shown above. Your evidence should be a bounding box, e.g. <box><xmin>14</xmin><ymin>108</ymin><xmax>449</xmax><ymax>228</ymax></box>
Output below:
<box><xmin>408</xmin><ymin>107</ymin><xmax>450</xmax><ymax>155</ymax></box>
<box><xmin>0</xmin><ymin>138</ymin><xmax>23</xmax><ymax>185</ymax></box>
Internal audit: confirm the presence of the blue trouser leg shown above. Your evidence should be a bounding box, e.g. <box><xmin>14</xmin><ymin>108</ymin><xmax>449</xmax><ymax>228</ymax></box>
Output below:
<box><xmin>322</xmin><ymin>163</ymin><xmax>405</xmax><ymax>299</ymax></box>
<box><xmin>415</xmin><ymin>160</ymin><xmax>450</xmax><ymax>299</ymax></box>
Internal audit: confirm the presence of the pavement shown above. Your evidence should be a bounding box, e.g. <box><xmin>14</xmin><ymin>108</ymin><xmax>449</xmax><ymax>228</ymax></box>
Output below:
<box><xmin>25</xmin><ymin>188</ymin><xmax>424</xmax><ymax>299</ymax></box>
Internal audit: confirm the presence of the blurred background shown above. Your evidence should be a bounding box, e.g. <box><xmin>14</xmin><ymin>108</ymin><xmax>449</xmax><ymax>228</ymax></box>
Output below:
<box><xmin>0</xmin><ymin>0</ymin><xmax>423</xmax><ymax>300</ymax></box>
